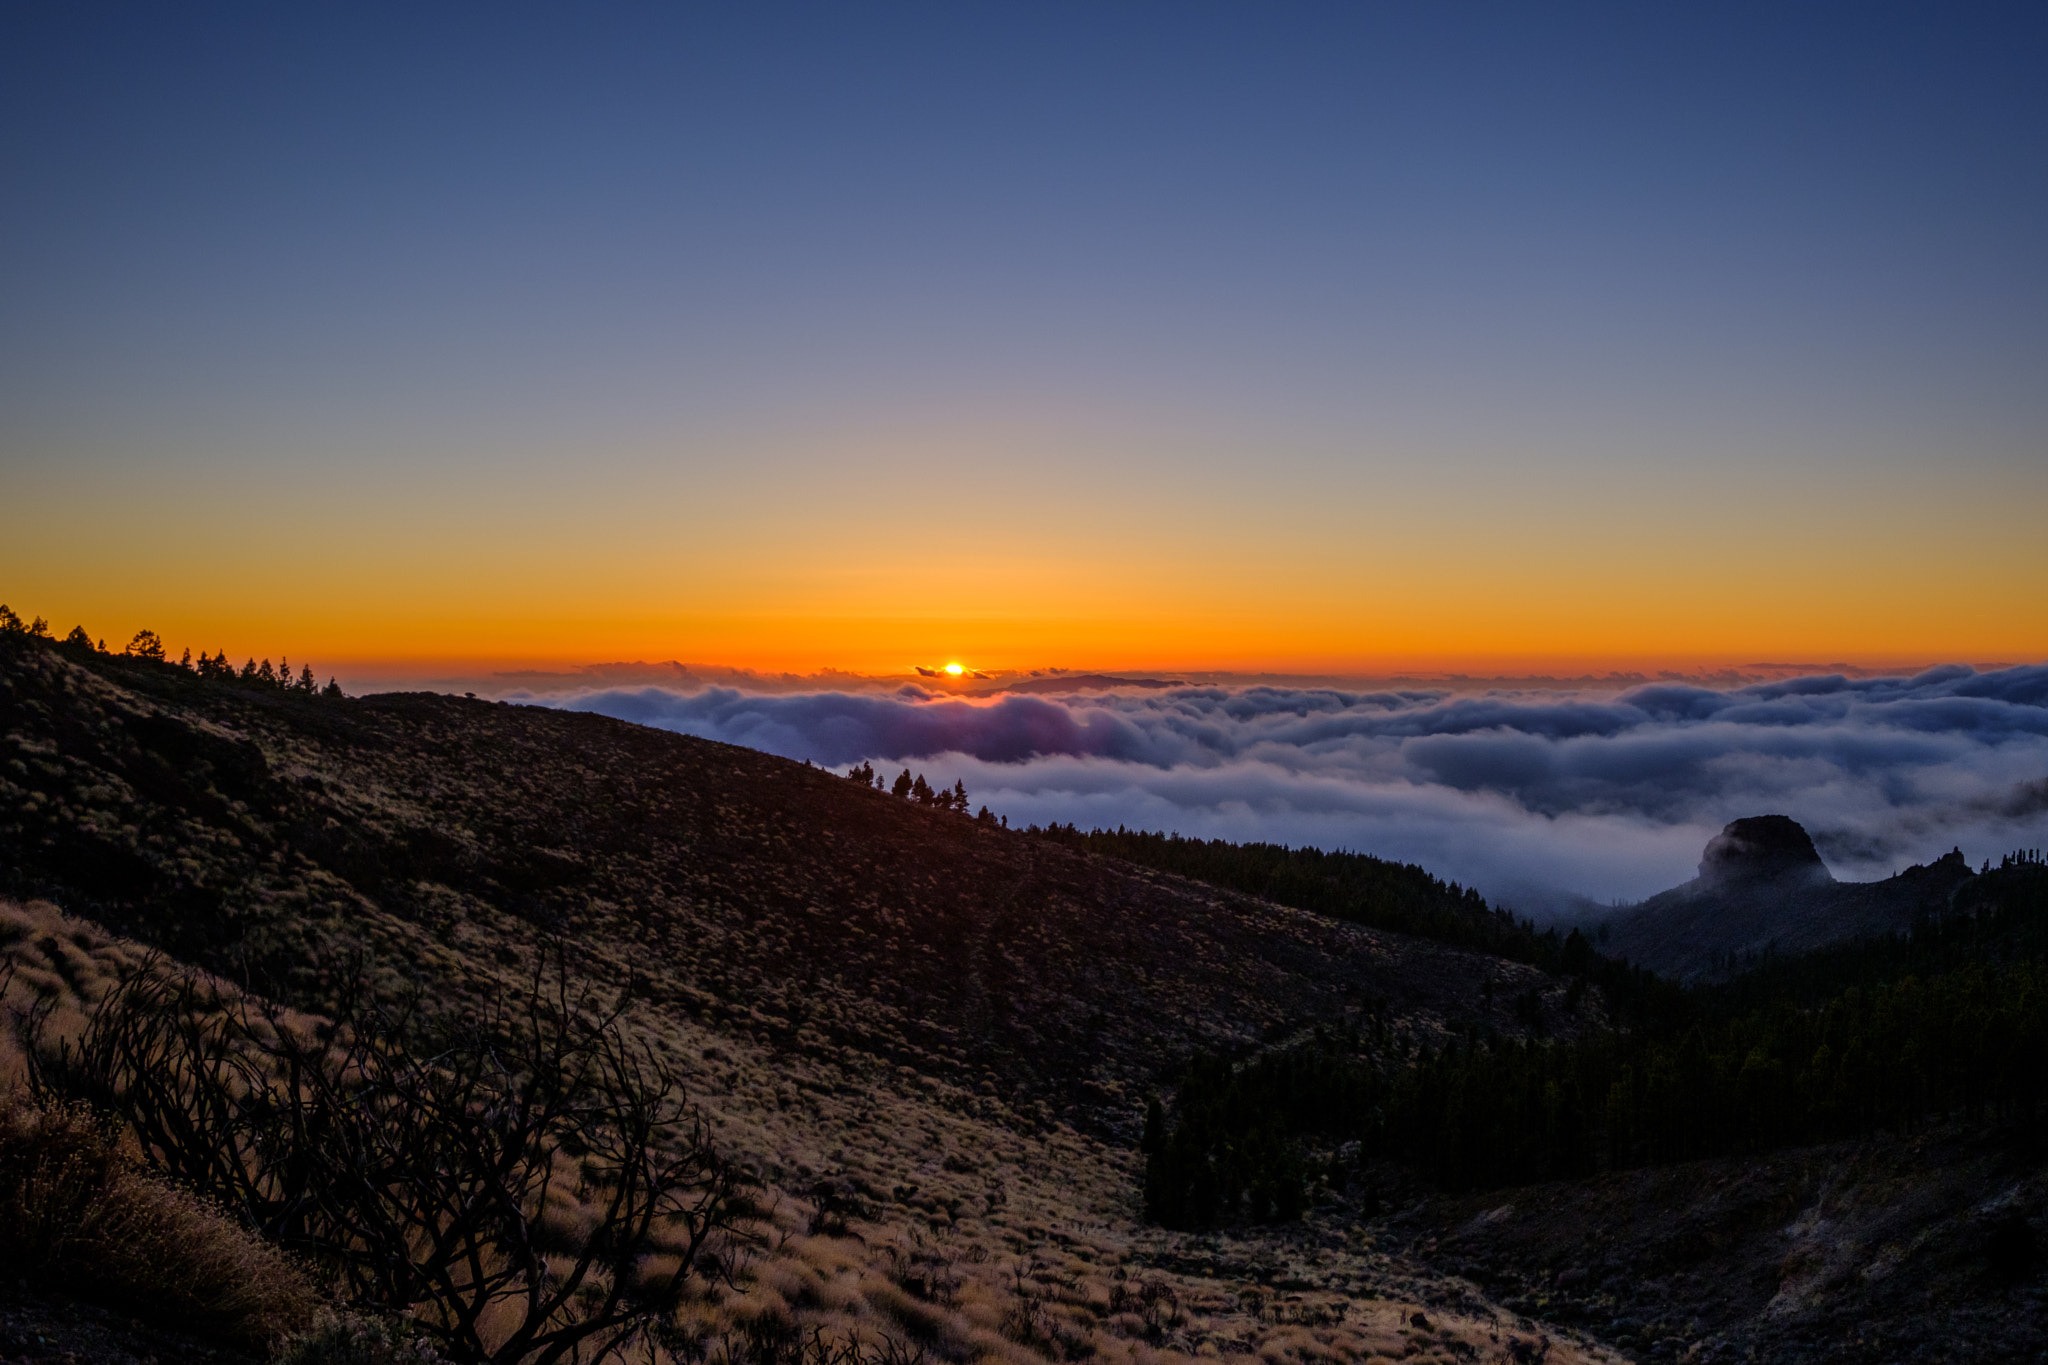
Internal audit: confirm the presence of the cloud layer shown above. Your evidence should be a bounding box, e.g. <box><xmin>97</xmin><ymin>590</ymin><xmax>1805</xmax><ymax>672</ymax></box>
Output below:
<box><xmin>536</xmin><ymin>665</ymin><xmax>2048</xmax><ymax>912</ymax></box>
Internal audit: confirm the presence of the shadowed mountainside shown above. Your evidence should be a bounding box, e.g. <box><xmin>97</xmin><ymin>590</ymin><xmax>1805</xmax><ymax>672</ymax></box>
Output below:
<box><xmin>0</xmin><ymin>636</ymin><xmax>1575</xmax><ymax>1138</ymax></box>
<box><xmin>0</xmin><ymin>631</ymin><xmax>1630</xmax><ymax>1365</ymax></box>
<box><xmin>1604</xmin><ymin>815</ymin><xmax>1976</xmax><ymax>981</ymax></box>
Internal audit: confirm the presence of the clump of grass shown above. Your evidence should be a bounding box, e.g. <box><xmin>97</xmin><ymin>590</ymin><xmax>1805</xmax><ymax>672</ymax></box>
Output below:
<box><xmin>0</xmin><ymin>1089</ymin><xmax>321</xmax><ymax>1349</ymax></box>
<box><xmin>270</xmin><ymin>1312</ymin><xmax>449</xmax><ymax>1364</ymax></box>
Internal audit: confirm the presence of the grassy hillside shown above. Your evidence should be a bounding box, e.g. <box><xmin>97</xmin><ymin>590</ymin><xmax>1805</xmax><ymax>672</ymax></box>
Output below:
<box><xmin>0</xmin><ymin>631</ymin><xmax>1610</xmax><ymax>1365</ymax></box>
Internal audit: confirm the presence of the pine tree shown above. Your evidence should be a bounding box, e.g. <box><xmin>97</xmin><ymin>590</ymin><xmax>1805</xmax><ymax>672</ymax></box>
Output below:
<box><xmin>892</xmin><ymin>769</ymin><xmax>913</xmax><ymax>798</ymax></box>
<box><xmin>952</xmin><ymin>779</ymin><xmax>969</xmax><ymax>811</ymax></box>
<box><xmin>911</xmin><ymin>774</ymin><xmax>933</xmax><ymax>805</ymax></box>
<box><xmin>298</xmin><ymin>664</ymin><xmax>316</xmax><ymax>692</ymax></box>
<box><xmin>322</xmin><ymin>677</ymin><xmax>344</xmax><ymax>699</ymax></box>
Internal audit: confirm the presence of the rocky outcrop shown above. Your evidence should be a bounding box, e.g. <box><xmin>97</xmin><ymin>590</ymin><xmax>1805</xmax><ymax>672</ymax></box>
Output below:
<box><xmin>1604</xmin><ymin>816</ymin><xmax>1974</xmax><ymax>980</ymax></box>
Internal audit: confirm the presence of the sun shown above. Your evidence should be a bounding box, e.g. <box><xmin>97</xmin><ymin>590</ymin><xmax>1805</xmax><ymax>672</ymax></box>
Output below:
<box><xmin>944</xmin><ymin>663</ymin><xmax>964</xmax><ymax>676</ymax></box>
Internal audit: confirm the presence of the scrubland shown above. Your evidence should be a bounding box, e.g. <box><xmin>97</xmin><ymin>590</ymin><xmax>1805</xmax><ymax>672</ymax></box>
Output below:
<box><xmin>4</xmin><ymin>637</ymin><xmax>2039</xmax><ymax>1364</ymax></box>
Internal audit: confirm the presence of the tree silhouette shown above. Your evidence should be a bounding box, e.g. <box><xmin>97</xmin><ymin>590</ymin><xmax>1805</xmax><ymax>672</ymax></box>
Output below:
<box><xmin>892</xmin><ymin>769</ymin><xmax>913</xmax><ymax>798</ymax></box>
<box><xmin>124</xmin><ymin>628</ymin><xmax>167</xmax><ymax>661</ymax></box>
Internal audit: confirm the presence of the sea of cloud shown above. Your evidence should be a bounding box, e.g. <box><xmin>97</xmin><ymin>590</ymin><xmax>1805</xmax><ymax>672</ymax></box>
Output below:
<box><xmin>529</xmin><ymin>664</ymin><xmax>2048</xmax><ymax>914</ymax></box>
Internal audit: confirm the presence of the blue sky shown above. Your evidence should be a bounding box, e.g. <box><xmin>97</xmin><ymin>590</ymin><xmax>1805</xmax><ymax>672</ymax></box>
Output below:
<box><xmin>4</xmin><ymin>3</ymin><xmax>2044</xmax><ymax>670</ymax></box>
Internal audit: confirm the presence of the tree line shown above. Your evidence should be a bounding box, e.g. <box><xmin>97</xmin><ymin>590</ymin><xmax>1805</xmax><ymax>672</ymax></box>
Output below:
<box><xmin>1</xmin><ymin>602</ymin><xmax>343</xmax><ymax>698</ymax></box>
<box><xmin>1026</xmin><ymin>823</ymin><xmax>1682</xmax><ymax>1025</ymax></box>
<box><xmin>842</xmin><ymin>761</ymin><xmax>998</xmax><ymax>824</ymax></box>
<box><xmin>1143</xmin><ymin>857</ymin><xmax>2048</xmax><ymax>1226</ymax></box>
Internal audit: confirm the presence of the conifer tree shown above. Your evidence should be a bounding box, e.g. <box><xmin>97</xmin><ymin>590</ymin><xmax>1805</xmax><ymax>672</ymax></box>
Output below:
<box><xmin>911</xmin><ymin>774</ymin><xmax>933</xmax><ymax>805</ymax></box>
<box><xmin>892</xmin><ymin>769</ymin><xmax>913</xmax><ymax>798</ymax></box>
<box><xmin>124</xmin><ymin>628</ymin><xmax>167</xmax><ymax>661</ymax></box>
<box><xmin>322</xmin><ymin>677</ymin><xmax>344</xmax><ymax>699</ymax></box>
<box><xmin>298</xmin><ymin>664</ymin><xmax>316</xmax><ymax>692</ymax></box>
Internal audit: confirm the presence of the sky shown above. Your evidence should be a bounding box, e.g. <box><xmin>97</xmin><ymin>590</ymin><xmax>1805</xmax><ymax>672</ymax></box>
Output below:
<box><xmin>4</xmin><ymin>2</ymin><xmax>2045</xmax><ymax>675</ymax></box>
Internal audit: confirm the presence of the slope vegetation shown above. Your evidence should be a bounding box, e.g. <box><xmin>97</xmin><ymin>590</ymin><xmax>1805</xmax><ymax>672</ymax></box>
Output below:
<box><xmin>0</xmin><ymin>634</ymin><xmax>1607</xmax><ymax>1365</ymax></box>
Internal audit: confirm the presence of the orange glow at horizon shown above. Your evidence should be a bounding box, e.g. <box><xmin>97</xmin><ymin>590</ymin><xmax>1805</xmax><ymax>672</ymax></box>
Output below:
<box><xmin>5</xmin><ymin>429</ymin><xmax>2044</xmax><ymax>682</ymax></box>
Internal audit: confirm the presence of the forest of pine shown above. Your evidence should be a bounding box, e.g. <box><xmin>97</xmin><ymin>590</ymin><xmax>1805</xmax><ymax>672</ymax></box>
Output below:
<box><xmin>0</xmin><ymin>604</ymin><xmax>342</xmax><ymax>698</ymax></box>
<box><xmin>1140</xmin><ymin>854</ymin><xmax>2048</xmax><ymax>1227</ymax></box>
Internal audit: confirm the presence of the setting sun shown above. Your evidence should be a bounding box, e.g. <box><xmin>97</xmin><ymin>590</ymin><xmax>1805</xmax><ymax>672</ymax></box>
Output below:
<box><xmin>945</xmin><ymin>663</ymin><xmax>963</xmax><ymax>675</ymax></box>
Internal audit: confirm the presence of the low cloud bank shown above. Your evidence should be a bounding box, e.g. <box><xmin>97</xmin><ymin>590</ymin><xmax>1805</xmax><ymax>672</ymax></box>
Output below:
<box><xmin>536</xmin><ymin>665</ymin><xmax>2048</xmax><ymax>912</ymax></box>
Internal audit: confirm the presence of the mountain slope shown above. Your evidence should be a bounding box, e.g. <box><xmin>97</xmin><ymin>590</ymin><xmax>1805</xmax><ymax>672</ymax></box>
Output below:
<box><xmin>0</xmin><ymin>633</ymin><xmax>1624</xmax><ymax>1365</ymax></box>
<box><xmin>0</xmin><ymin>638</ymin><xmax>1574</xmax><ymax>1130</ymax></box>
<box><xmin>1604</xmin><ymin>815</ymin><xmax>1975</xmax><ymax>980</ymax></box>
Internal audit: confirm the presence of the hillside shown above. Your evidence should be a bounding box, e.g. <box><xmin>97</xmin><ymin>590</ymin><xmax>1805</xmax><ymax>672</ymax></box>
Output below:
<box><xmin>5</xmin><ymin>633</ymin><xmax>2043</xmax><ymax>1365</ymax></box>
<box><xmin>0</xmin><ymin>636</ymin><xmax>1580</xmax><ymax>1129</ymax></box>
<box><xmin>0</xmin><ymin>632</ymin><xmax>1610</xmax><ymax>1365</ymax></box>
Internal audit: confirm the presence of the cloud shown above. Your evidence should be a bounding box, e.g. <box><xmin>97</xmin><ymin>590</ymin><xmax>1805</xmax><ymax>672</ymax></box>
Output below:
<box><xmin>533</xmin><ymin>664</ymin><xmax>2048</xmax><ymax>912</ymax></box>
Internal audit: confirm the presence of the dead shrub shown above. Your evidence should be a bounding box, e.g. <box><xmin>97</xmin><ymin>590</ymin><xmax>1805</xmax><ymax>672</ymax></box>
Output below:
<box><xmin>0</xmin><ymin>1089</ymin><xmax>319</xmax><ymax>1348</ymax></box>
<box><xmin>23</xmin><ymin>953</ymin><xmax>751</xmax><ymax>1365</ymax></box>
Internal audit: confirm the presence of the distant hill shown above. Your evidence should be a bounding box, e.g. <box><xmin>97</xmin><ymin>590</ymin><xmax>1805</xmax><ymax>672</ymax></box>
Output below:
<box><xmin>972</xmin><ymin>673</ymin><xmax>1183</xmax><ymax>695</ymax></box>
<box><xmin>1603</xmin><ymin>814</ymin><xmax>1976</xmax><ymax>980</ymax></box>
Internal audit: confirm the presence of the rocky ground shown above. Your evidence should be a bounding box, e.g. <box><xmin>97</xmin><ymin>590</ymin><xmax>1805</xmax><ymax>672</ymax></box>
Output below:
<box><xmin>1384</xmin><ymin>1124</ymin><xmax>2047</xmax><ymax>1363</ymax></box>
<box><xmin>0</xmin><ymin>1281</ymin><xmax>260</xmax><ymax>1365</ymax></box>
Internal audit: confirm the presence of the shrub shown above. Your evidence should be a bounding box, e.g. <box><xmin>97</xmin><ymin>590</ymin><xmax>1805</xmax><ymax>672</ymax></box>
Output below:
<box><xmin>25</xmin><ymin>956</ymin><xmax>751</xmax><ymax>1365</ymax></box>
<box><xmin>0</xmin><ymin>1090</ymin><xmax>319</xmax><ymax>1348</ymax></box>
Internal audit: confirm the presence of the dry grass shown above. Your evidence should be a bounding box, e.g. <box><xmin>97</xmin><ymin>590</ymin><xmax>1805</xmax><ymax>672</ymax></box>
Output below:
<box><xmin>0</xmin><ymin>890</ymin><xmax>1623</xmax><ymax>1364</ymax></box>
<box><xmin>0</xmin><ymin>1087</ymin><xmax>321</xmax><ymax>1349</ymax></box>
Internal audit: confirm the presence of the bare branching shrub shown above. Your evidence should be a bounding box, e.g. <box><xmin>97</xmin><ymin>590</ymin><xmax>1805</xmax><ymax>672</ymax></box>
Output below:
<box><xmin>0</xmin><ymin>1089</ymin><xmax>319</xmax><ymax>1347</ymax></box>
<box><xmin>23</xmin><ymin>956</ymin><xmax>750</xmax><ymax>1365</ymax></box>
